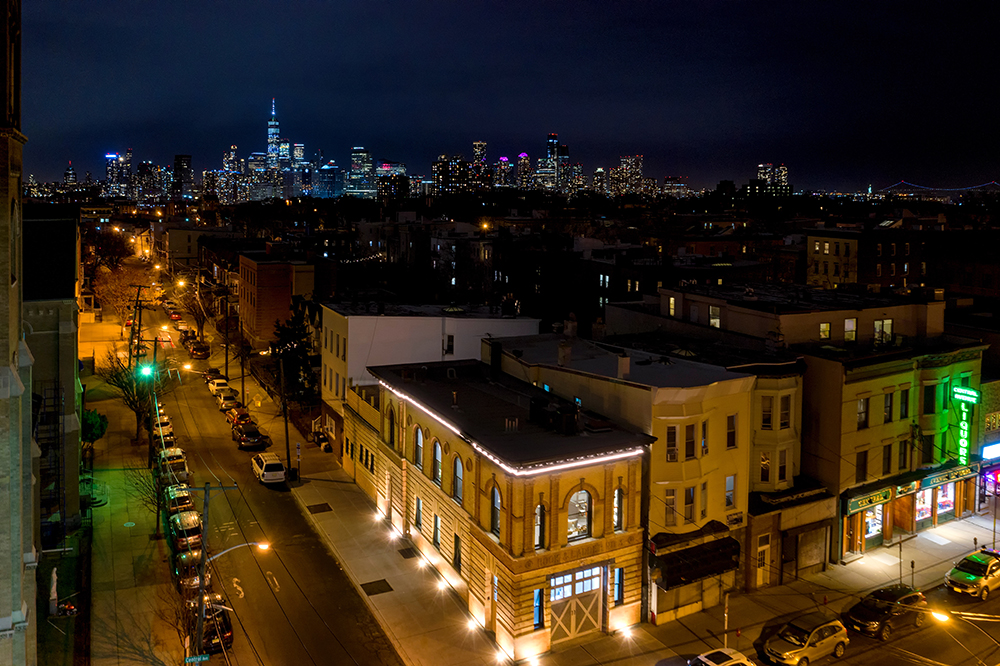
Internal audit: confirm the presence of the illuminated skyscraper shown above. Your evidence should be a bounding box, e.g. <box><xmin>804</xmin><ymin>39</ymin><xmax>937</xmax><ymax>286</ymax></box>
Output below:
<box><xmin>104</xmin><ymin>152</ymin><xmax>126</xmax><ymax>197</ymax></box>
<box><xmin>472</xmin><ymin>141</ymin><xmax>487</xmax><ymax>167</ymax></box>
<box><xmin>516</xmin><ymin>153</ymin><xmax>532</xmax><ymax>189</ymax></box>
<box><xmin>293</xmin><ymin>143</ymin><xmax>306</xmax><ymax>167</ymax></box>
<box><xmin>314</xmin><ymin>161</ymin><xmax>342</xmax><ymax>198</ymax></box>
<box><xmin>267</xmin><ymin>98</ymin><xmax>280</xmax><ymax>169</ymax></box>
<box><xmin>755</xmin><ymin>162</ymin><xmax>791</xmax><ymax>195</ymax></box>
<box><xmin>620</xmin><ymin>155</ymin><xmax>643</xmax><ymax>194</ymax></box>
<box><xmin>345</xmin><ymin>147</ymin><xmax>375</xmax><ymax>198</ymax></box>
<box><xmin>375</xmin><ymin>160</ymin><xmax>407</xmax><ymax>178</ymax></box>
<box><xmin>63</xmin><ymin>162</ymin><xmax>77</xmax><ymax>186</ymax></box>
<box><xmin>172</xmin><ymin>154</ymin><xmax>193</xmax><ymax>201</ymax></box>
<box><xmin>494</xmin><ymin>157</ymin><xmax>512</xmax><ymax>187</ymax></box>
<box><xmin>432</xmin><ymin>154</ymin><xmax>471</xmax><ymax>195</ymax></box>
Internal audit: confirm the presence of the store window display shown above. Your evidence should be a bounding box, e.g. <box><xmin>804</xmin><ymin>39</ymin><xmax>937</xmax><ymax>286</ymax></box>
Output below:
<box><xmin>864</xmin><ymin>504</ymin><xmax>884</xmax><ymax>547</ymax></box>
<box><xmin>916</xmin><ymin>489</ymin><xmax>933</xmax><ymax>528</ymax></box>
<box><xmin>937</xmin><ymin>483</ymin><xmax>955</xmax><ymax>522</ymax></box>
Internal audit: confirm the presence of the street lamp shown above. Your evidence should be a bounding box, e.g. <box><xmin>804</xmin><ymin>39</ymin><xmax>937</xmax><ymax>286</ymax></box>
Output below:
<box><xmin>194</xmin><ymin>541</ymin><xmax>270</xmax><ymax>656</ymax></box>
<box><xmin>932</xmin><ymin>610</ymin><xmax>1000</xmax><ymax>665</ymax></box>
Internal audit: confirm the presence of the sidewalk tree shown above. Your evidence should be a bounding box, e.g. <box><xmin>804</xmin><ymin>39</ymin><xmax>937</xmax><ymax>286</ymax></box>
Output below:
<box><xmin>81</xmin><ymin>408</ymin><xmax>109</xmax><ymax>447</ymax></box>
<box><xmin>96</xmin><ymin>346</ymin><xmax>173</xmax><ymax>447</ymax></box>
<box><xmin>86</xmin><ymin>229</ymin><xmax>134</xmax><ymax>272</ymax></box>
<box><xmin>180</xmin><ymin>291</ymin><xmax>207</xmax><ymax>341</ymax></box>
<box><xmin>92</xmin><ymin>263</ymin><xmax>148</xmax><ymax>327</ymax></box>
<box><xmin>124</xmin><ymin>463</ymin><xmax>164</xmax><ymax>537</ymax></box>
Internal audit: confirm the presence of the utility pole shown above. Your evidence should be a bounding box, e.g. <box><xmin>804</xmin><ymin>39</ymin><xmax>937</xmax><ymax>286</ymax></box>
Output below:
<box><xmin>193</xmin><ymin>481</ymin><xmax>238</xmax><ymax>656</ymax></box>
<box><xmin>279</xmin><ymin>354</ymin><xmax>292</xmax><ymax>479</ymax></box>
<box><xmin>224</xmin><ymin>293</ymin><xmax>230</xmax><ymax>379</ymax></box>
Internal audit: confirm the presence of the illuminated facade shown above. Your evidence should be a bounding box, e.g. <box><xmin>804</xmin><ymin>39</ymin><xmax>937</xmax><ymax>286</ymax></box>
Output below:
<box><xmin>494</xmin><ymin>156</ymin><xmax>512</xmax><ymax>187</ymax></box>
<box><xmin>345</xmin><ymin>147</ymin><xmax>375</xmax><ymax>198</ymax></box>
<box><xmin>516</xmin><ymin>153</ymin><xmax>532</xmax><ymax>189</ymax></box>
<box><xmin>592</xmin><ymin>167</ymin><xmax>606</xmax><ymax>194</ymax></box>
<box><xmin>431</xmin><ymin>154</ymin><xmax>471</xmax><ymax>195</ymax></box>
<box><xmin>267</xmin><ymin>98</ymin><xmax>280</xmax><ymax>169</ymax></box>
<box><xmin>343</xmin><ymin>358</ymin><xmax>651</xmax><ymax>661</ymax></box>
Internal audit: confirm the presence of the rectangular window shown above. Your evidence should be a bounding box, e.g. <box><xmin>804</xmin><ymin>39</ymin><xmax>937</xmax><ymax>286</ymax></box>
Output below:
<box><xmin>725</xmin><ymin>475</ymin><xmax>735</xmax><ymax>508</ymax></box>
<box><xmin>665</xmin><ymin>489</ymin><xmax>676</xmax><ymax>526</ymax></box>
<box><xmin>778</xmin><ymin>449</ymin><xmax>787</xmax><ymax>482</ymax></box>
<box><xmin>834</xmin><ymin>242</ymin><xmax>840</xmax><ymax>256</ymax></box>
<box><xmin>899</xmin><ymin>439</ymin><xmax>909</xmax><ymax>470</ymax></box>
<box><xmin>891</xmin><ymin>243</ymin><xmax>896</xmax><ymax>256</ymax></box>
<box><xmin>987</xmin><ymin>412</ymin><xmax>1000</xmax><ymax>431</ymax></box>
<box><xmin>813</xmin><ymin>240</ymin><xmax>820</xmax><ymax>254</ymax></box>
<box><xmin>856</xmin><ymin>450</ymin><xmax>868</xmax><ymax>484</ymax></box>
<box><xmin>833</xmin><ymin>263</ymin><xmax>840</xmax><ymax>277</ymax></box>
<box><xmin>857</xmin><ymin>397</ymin><xmax>869</xmax><ymax>429</ymax></box>
<box><xmin>760</xmin><ymin>452</ymin><xmax>770</xmax><ymax>483</ymax></box>
<box><xmin>845</xmin><ymin>318</ymin><xmax>857</xmax><ymax>342</ymax></box>
<box><xmin>701</xmin><ymin>420</ymin><xmax>708</xmax><ymax>456</ymax></box>
<box><xmin>727</xmin><ymin>414</ymin><xmax>737</xmax><ymax>448</ymax></box>
<box><xmin>883</xmin><ymin>444</ymin><xmax>892</xmax><ymax>475</ymax></box>
<box><xmin>922</xmin><ymin>434</ymin><xmax>934</xmax><ymax>464</ymax></box>
<box><xmin>845</xmin><ymin>243</ymin><xmax>851</xmax><ymax>257</ymax></box>
<box><xmin>669</xmin><ymin>296</ymin><xmax>676</xmax><ymax>317</ymax></box>
<box><xmin>445</xmin><ymin>335</ymin><xmax>454</xmax><ymax>355</ymax></box>
<box><xmin>322</xmin><ymin>363</ymin><xmax>327</xmax><ymax>388</ymax></box>
<box><xmin>890</xmin><ymin>263</ymin><xmax>896</xmax><ymax>276</ymax></box>
<box><xmin>900</xmin><ymin>388</ymin><xmax>910</xmax><ymax>419</ymax></box>
<box><xmin>533</xmin><ymin>589</ymin><xmax>544</xmax><ymax>628</ymax></box>
<box><xmin>433</xmin><ymin>515</ymin><xmax>441</xmax><ymax>548</ymax></box>
<box><xmin>813</xmin><ymin>261</ymin><xmax>819</xmax><ymax>274</ymax></box>
<box><xmin>666</xmin><ymin>426</ymin><xmax>677</xmax><ymax>462</ymax></box>
<box><xmin>453</xmin><ymin>534</ymin><xmax>461</xmax><ymax>572</ymax></box>
<box><xmin>884</xmin><ymin>392</ymin><xmax>893</xmax><ymax>423</ymax></box>
<box><xmin>923</xmin><ymin>384</ymin><xmax>936</xmax><ymax>415</ymax></box>
<box><xmin>819</xmin><ymin>322</ymin><xmax>830</xmax><ymax>339</ymax></box>
<box><xmin>823</xmin><ymin>261</ymin><xmax>829</xmax><ymax>275</ymax></box>
<box><xmin>614</xmin><ymin>568</ymin><xmax>625</xmax><ymax>606</ymax></box>
<box><xmin>700</xmin><ymin>482</ymin><xmax>708</xmax><ymax>519</ymax></box>
<box><xmin>336</xmin><ymin>334</ymin><xmax>340</xmax><ymax>357</ymax></box>
<box><xmin>342</xmin><ymin>338</ymin><xmax>347</xmax><ymax>360</ymax></box>
<box><xmin>709</xmin><ymin>305</ymin><xmax>721</xmax><ymax>329</ymax></box>
<box><xmin>415</xmin><ymin>497</ymin><xmax>422</xmax><ymax>530</ymax></box>
<box><xmin>875</xmin><ymin>318</ymin><xmax>893</xmax><ymax>344</ymax></box>
<box><xmin>684</xmin><ymin>487</ymin><xmax>695</xmax><ymax>523</ymax></box>
<box><xmin>761</xmin><ymin>395</ymin><xmax>773</xmax><ymax>430</ymax></box>
<box><xmin>823</xmin><ymin>241</ymin><xmax>830</xmax><ymax>255</ymax></box>
<box><xmin>905</xmin><ymin>242</ymin><xmax>910</xmax><ymax>255</ymax></box>
<box><xmin>779</xmin><ymin>395</ymin><xmax>790</xmax><ymax>429</ymax></box>
<box><xmin>685</xmin><ymin>424</ymin><xmax>696</xmax><ymax>459</ymax></box>
<box><xmin>877</xmin><ymin>243</ymin><xmax>882</xmax><ymax>257</ymax></box>
<box><xmin>335</xmin><ymin>372</ymin><xmax>340</xmax><ymax>397</ymax></box>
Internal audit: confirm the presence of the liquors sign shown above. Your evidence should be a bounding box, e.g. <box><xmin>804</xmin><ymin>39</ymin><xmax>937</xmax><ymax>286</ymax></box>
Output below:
<box><xmin>953</xmin><ymin>386</ymin><xmax>980</xmax><ymax>465</ymax></box>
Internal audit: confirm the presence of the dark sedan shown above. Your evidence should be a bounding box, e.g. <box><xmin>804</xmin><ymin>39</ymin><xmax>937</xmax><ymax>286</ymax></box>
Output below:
<box><xmin>843</xmin><ymin>584</ymin><xmax>927</xmax><ymax>641</ymax></box>
<box><xmin>232</xmin><ymin>423</ymin><xmax>265</xmax><ymax>449</ymax></box>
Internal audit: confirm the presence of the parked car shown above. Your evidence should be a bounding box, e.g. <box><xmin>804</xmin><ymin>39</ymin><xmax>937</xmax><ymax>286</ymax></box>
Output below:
<box><xmin>217</xmin><ymin>392</ymin><xmax>240</xmax><ymax>411</ymax></box>
<box><xmin>189</xmin><ymin>342</ymin><xmax>211</xmax><ymax>359</ymax></box>
<box><xmin>150</xmin><ymin>415</ymin><xmax>173</xmax><ymax>437</ymax></box>
<box><xmin>164</xmin><ymin>484</ymin><xmax>196</xmax><ymax>515</ymax></box>
<box><xmin>689</xmin><ymin>648</ymin><xmax>757</xmax><ymax>666</ymax></box>
<box><xmin>124</xmin><ymin>317</ymin><xmax>134</xmax><ymax>327</ymax></box>
<box><xmin>174</xmin><ymin>320</ymin><xmax>190</xmax><ymax>332</ymax></box>
<box><xmin>233</xmin><ymin>423</ymin><xmax>265</xmax><ymax>449</ymax></box>
<box><xmin>159</xmin><ymin>431</ymin><xmax>178</xmax><ymax>446</ymax></box>
<box><xmin>172</xmin><ymin>549</ymin><xmax>210</xmax><ymax>595</ymax></box>
<box><xmin>157</xmin><ymin>447</ymin><xmax>191</xmax><ymax>486</ymax></box>
<box><xmin>185</xmin><ymin>593</ymin><xmax>233</xmax><ymax>654</ymax></box>
<box><xmin>203</xmin><ymin>368</ymin><xmax>226</xmax><ymax>383</ymax></box>
<box><xmin>208</xmin><ymin>379</ymin><xmax>231</xmax><ymax>395</ymax></box>
<box><xmin>225</xmin><ymin>408</ymin><xmax>252</xmax><ymax>426</ymax></box>
<box><xmin>945</xmin><ymin>547</ymin><xmax>1000</xmax><ymax>601</ymax></box>
<box><xmin>251</xmin><ymin>452</ymin><xmax>286</xmax><ymax>484</ymax></box>
<box><xmin>162</xmin><ymin>299</ymin><xmax>177</xmax><ymax>310</ymax></box>
<box><xmin>843</xmin><ymin>584</ymin><xmax>926</xmax><ymax>640</ymax></box>
<box><xmin>168</xmin><ymin>510</ymin><xmax>203</xmax><ymax>552</ymax></box>
<box><xmin>764</xmin><ymin>610</ymin><xmax>848</xmax><ymax>666</ymax></box>
<box><xmin>169</xmin><ymin>311</ymin><xmax>183</xmax><ymax>320</ymax></box>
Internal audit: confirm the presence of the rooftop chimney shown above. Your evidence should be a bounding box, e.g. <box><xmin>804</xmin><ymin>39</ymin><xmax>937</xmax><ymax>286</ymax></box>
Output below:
<box><xmin>558</xmin><ymin>341</ymin><xmax>572</xmax><ymax>367</ymax></box>
<box><xmin>617</xmin><ymin>353</ymin><xmax>630</xmax><ymax>380</ymax></box>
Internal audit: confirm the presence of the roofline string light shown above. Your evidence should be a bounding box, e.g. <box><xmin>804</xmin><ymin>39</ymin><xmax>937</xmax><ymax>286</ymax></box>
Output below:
<box><xmin>379</xmin><ymin>380</ymin><xmax>644</xmax><ymax>477</ymax></box>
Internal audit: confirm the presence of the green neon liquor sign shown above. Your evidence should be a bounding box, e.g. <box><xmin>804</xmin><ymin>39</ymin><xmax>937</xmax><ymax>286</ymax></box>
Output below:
<box><xmin>953</xmin><ymin>386</ymin><xmax>980</xmax><ymax>465</ymax></box>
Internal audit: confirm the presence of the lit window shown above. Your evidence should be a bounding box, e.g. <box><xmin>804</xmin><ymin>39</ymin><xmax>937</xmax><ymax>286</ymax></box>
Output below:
<box><xmin>819</xmin><ymin>322</ymin><xmax>830</xmax><ymax>339</ymax></box>
<box><xmin>491</xmin><ymin>487</ymin><xmax>501</xmax><ymax>536</ymax></box>
<box><xmin>613</xmin><ymin>488</ymin><xmax>624</xmax><ymax>531</ymax></box>
<box><xmin>669</xmin><ymin>296</ymin><xmax>676</xmax><ymax>317</ymax></box>
<box><xmin>725</xmin><ymin>475</ymin><xmax>735</xmax><ymax>508</ymax></box>
<box><xmin>761</xmin><ymin>396</ymin><xmax>773</xmax><ymax>430</ymax></box>
<box><xmin>534</xmin><ymin>504</ymin><xmax>546</xmax><ymax>550</ymax></box>
<box><xmin>845</xmin><ymin>318</ymin><xmax>857</xmax><ymax>342</ymax></box>
<box><xmin>823</xmin><ymin>241</ymin><xmax>830</xmax><ymax>255</ymax></box>
<box><xmin>567</xmin><ymin>490</ymin><xmax>591</xmax><ymax>540</ymax></box>
<box><xmin>709</xmin><ymin>305</ymin><xmax>721</xmax><ymax>328</ymax></box>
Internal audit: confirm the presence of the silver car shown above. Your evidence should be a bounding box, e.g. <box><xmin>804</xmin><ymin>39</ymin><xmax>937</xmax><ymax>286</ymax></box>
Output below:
<box><xmin>764</xmin><ymin>610</ymin><xmax>848</xmax><ymax>666</ymax></box>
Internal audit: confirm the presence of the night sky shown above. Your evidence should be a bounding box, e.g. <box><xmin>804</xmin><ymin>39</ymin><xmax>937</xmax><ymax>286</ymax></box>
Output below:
<box><xmin>21</xmin><ymin>2</ymin><xmax>1000</xmax><ymax>191</ymax></box>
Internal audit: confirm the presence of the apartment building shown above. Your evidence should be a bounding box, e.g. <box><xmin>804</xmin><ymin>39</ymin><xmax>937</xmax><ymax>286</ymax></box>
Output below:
<box><xmin>342</xmin><ymin>359</ymin><xmax>652</xmax><ymax>661</ymax></box>
<box><xmin>237</xmin><ymin>251</ymin><xmax>314</xmax><ymax>349</ymax></box>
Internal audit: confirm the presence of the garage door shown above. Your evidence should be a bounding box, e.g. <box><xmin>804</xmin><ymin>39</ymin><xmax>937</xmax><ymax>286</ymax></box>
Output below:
<box><xmin>550</xmin><ymin>566</ymin><xmax>603</xmax><ymax>644</ymax></box>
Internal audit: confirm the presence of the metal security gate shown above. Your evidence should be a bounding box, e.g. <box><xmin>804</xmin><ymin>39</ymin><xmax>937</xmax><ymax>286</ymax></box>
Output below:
<box><xmin>549</xmin><ymin>566</ymin><xmax>603</xmax><ymax>644</ymax></box>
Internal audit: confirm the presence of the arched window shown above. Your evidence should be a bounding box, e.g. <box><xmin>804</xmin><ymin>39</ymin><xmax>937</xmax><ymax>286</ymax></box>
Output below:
<box><xmin>613</xmin><ymin>488</ymin><xmax>624</xmax><ymax>531</ymax></box>
<box><xmin>414</xmin><ymin>428</ymin><xmax>423</xmax><ymax>469</ymax></box>
<box><xmin>433</xmin><ymin>442</ymin><xmax>442</xmax><ymax>485</ymax></box>
<box><xmin>388</xmin><ymin>409</ymin><xmax>395</xmax><ymax>448</ymax></box>
<box><xmin>567</xmin><ymin>490</ymin><xmax>591</xmax><ymax>541</ymax></box>
<box><xmin>491</xmin><ymin>487</ymin><xmax>501</xmax><ymax>536</ymax></box>
<box><xmin>534</xmin><ymin>504</ymin><xmax>546</xmax><ymax>550</ymax></box>
<box><xmin>453</xmin><ymin>457</ymin><xmax>463</xmax><ymax>503</ymax></box>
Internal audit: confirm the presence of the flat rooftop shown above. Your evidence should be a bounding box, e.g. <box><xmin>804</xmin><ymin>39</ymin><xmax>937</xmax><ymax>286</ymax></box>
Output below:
<box><xmin>367</xmin><ymin>360</ymin><xmax>654</xmax><ymax>472</ymax></box>
<box><xmin>492</xmin><ymin>334</ymin><xmax>752</xmax><ymax>388</ymax></box>
<box><xmin>326</xmin><ymin>301</ymin><xmax>533</xmax><ymax>320</ymax></box>
<box><xmin>664</xmin><ymin>282</ymin><xmax>941</xmax><ymax>315</ymax></box>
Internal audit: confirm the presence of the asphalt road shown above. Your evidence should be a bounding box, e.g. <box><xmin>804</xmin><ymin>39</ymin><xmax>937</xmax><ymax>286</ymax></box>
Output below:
<box><xmin>145</xmin><ymin>295</ymin><xmax>402</xmax><ymax>666</ymax></box>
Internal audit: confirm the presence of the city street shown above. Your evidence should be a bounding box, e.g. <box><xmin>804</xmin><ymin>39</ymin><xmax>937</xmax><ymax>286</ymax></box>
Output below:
<box><xmin>93</xmin><ymin>284</ymin><xmax>402</xmax><ymax>666</ymax></box>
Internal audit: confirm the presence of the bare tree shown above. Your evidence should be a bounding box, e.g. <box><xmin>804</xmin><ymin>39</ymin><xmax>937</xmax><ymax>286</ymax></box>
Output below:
<box><xmin>92</xmin><ymin>264</ymin><xmax>148</xmax><ymax>327</ymax></box>
<box><xmin>95</xmin><ymin>346</ymin><xmax>174</xmax><ymax>450</ymax></box>
<box><xmin>181</xmin><ymin>291</ymin><xmax>208</xmax><ymax>342</ymax></box>
<box><xmin>124</xmin><ymin>463</ymin><xmax>164</xmax><ymax>537</ymax></box>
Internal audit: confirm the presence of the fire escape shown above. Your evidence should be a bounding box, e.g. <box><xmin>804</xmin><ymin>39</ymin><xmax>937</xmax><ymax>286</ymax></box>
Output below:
<box><xmin>35</xmin><ymin>381</ymin><xmax>67</xmax><ymax>548</ymax></box>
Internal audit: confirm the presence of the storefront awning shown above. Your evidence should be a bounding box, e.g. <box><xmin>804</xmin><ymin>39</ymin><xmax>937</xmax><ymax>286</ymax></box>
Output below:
<box><xmin>650</xmin><ymin>536</ymin><xmax>741</xmax><ymax>591</ymax></box>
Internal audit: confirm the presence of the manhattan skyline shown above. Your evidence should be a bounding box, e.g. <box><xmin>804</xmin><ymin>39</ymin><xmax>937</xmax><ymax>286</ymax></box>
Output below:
<box><xmin>22</xmin><ymin>2</ymin><xmax>1000</xmax><ymax>190</ymax></box>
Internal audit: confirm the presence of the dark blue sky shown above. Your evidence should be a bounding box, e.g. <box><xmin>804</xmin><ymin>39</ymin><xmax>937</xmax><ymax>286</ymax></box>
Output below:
<box><xmin>21</xmin><ymin>2</ymin><xmax>1000</xmax><ymax>191</ymax></box>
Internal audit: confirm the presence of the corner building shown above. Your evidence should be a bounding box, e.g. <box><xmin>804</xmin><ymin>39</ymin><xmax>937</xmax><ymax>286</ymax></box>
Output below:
<box><xmin>343</xmin><ymin>358</ymin><xmax>652</xmax><ymax>661</ymax></box>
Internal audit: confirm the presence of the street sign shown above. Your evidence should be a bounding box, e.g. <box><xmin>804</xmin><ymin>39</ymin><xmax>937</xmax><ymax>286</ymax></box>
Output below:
<box><xmin>185</xmin><ymin>655</ymin><xmax>210</xmax><ymax>663</ymax></box>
